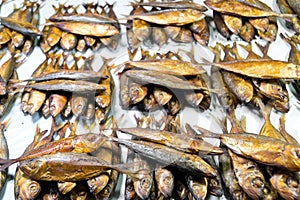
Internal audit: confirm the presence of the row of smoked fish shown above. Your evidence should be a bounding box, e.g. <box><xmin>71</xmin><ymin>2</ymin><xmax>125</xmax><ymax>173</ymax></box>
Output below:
<box><xmin>0</xmin><ymin>0</ymin><xmax>299</xmax><ymax>200</ymax></box>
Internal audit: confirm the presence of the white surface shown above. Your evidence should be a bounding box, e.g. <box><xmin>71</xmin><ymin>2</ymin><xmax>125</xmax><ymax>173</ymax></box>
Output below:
<box><xmin>1</xmin><ymin>0</ymin><xmax>299</xmax><ymax>199</ymax></box>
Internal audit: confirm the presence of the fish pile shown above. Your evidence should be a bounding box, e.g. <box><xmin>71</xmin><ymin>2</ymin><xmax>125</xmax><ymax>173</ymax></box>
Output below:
<box><xmin>276</xmin><ymin>0</ymin><xmax>300</xmax><ymax>33</ymax></box>
<box><xmin>0</xmin><ymin>0</ymin><xmax>41</xmax><ymax>60</ymax></box>
<box><xmin>205</xmin><ymin>0</ymin><xmax>293</xmax><ymax>42</ymax></box>
<box><xmin>210</xmin><ymin>41</ymin><xmax>290</xmax><ymax>113</ymax></box>
<box><xmin>20</xmin><ymin>51</ymin><xmax>113</xmax><ymax>125</ymax></box>
<box><xmin>195</xmin><ymin>96</ymin><xmax>300</xmax><ymax>200</ymax></box>
<box><xmin>9</xmin><ymin>119</ymin><xmax>130</xmax><ymax>200</ymax></box>
<box><xmin>126</xmin><ymin>1</ymin><xmax>209</xmax><ymax>49</ymax></box>
<box><xmin>117</xmin><ymin>49</ymin><xmax>211</xmax><ymax>116</ymax></box>
<box><xmin>40</xmin><ymin>2</ymin><xmax>120</xmax><ymax>53</ymax></box>
<box><xmin>116</xmin><ymin>115</ymin><xmax>223</xmax><ymax>200</ymax></box>
<box><xmin>281</xmin><ymin>33</ymin><xmax>300</xmax><ymax>101</ymax></box>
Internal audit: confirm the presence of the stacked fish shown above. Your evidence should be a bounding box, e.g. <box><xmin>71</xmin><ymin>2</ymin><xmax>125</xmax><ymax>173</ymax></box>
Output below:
<box><xmin>118</xmin><ymin>49</ymin><xmax>211</xmax><ymax>116</ymax></box>
<box><xmin>206</xmin><ymin>0</ymin><xmax>295</xmax><ymax>42</ymax></box>
<box><xmin>210</xmin><ymin>42</ymin><xmax>290</xmax><ymax>113</ymax></box>
<box><xmin>0</xmin><ymin>0</ymin><xmax>41</xmax><ymax>60</ymax></box>
<box><xmin>40</xmin><ymin>2</ymin><xmax>120</xmax><ymax>53</ymax></box>
<box><xmin>281</xmin><ymin>33</ymin><xmax>300</xmax><ymax>101</ymax></box>
<box><xmin>277</xmin><ymin>0</ymin><xmax>300</xmax><ymax>33</ymax></box>
<box><xmin>20</xmin><ymin>51</ymin><xmax>113</xmax><ymax>125</ymax></box>
<box><xmin>115</xmin><ymin>114</ymin><xmax>223</xmax><ymax>200</ymax></box>
<box><xmin>9</xmin><ymin>119</ymin><xmax>126</xmax><ymax>200</ymax></box>
<box><xmin>126</xmin><ymin>1</ymin><xmax>209</xmax><ymax>49</ymax></box>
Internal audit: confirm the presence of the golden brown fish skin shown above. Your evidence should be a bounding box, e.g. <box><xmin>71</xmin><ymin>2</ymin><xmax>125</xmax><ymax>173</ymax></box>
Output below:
<box><xmin>60</xmin><ymin>32</ymin><xmax>77</xmax><ymax>50</ymax></box>
<box><xmin>228</xmin><ymin>149</ymin><xmax>268</xmax><ymax>200</ymax></box>
<box><xmin>196</xmin><ymin>127</ymin><xmax>300</xmax><ymax>171</ymax></box>
<box><xmin>0</xmin><ymin>27</ymin><xmax>11</xmax><ymax>45</ymax></box>
<box><xmin>128</xmin><ymin>9</ymin><xmax>205</xmax><ymax>26</ymax></box>
<box><xmin>205</xmin><ymin>0</ymin><xmax>295</xmax><ymax>18</ymax></box>
<box><xmin>124</xmin><ymin>59</ymin><xmax>205</xmax><ymax>76</ymax></box>
<box><xmin>49</xmin><ymin>93</ymin><xmax>68</xmax><ymax>117</ymax></box>
<box><xmin>57</xmin><ymin>181</ymin><xmax>76</xmax><ymax>195</ymax></box>
<box><xmin>114</xmin><ymin>138</ymin><xmax>217</xmax><ymax>177</ymax></box>
<box><xmin>0</xmin><ymin>17</ymin><xmax>42</xmax><ymax>36</ymax></box>
<box><xmin>0</xmin><ymin>133</ymin><xmax>107</xmax><ymax>171</ymax></box>
<box><xmin>118</xmin><ymin>127</ymin><xmax>223</xmax><ymax>155</ymax></box>
<box><xmin>222</xmin><ymin>71</ymin><xmax>254</xmax><ymax>103</ymax></box>
<box><xmin>119</xmin><ymin>73</ymin><xmax>131</xmax><ymax>109</ymax></box>
<box><xmin>257</xmin><ymin>23</ymin><xmax>278</xmax><ymax>42</ymax></box>
<box><xmin>270</xmin><ymin>172</ymin><xmax>300</xmax><ymax>200</ymax></box>
<box><xmin>173</xmin><ymin>27</ymin><xmax>193</xmax><ymax>43</ymax></box>
<box><xmin>192</xmin><ymin>19</ymin><xmax>210</xmax><ymax>46</ymax></box>
<box><xmin>136</xmin><ymin>1</ymin><xmax>208</xmax><ymax>12</ymax></box>
<box><xmin>208</xmin><ymin>59</ymin><xmax>300</xmax><ymax>79</ymax></box>
<box><xmin>26</xmin><ymin>90</ymin><xmax>47</xmax><ymax>115</ymax></box>
<box><xmin>153</xmin><ymin>86</ymin><xmax>173</xmax><ymax>106</ymax></box>
<box><xmin>47</xmin><ymin>21</ymin><xmax>119</xmax><ymax>37</ymax></box>
<box><xmin>128</xmin><ymin>81</ymin><xmax>148</xmax><ymax>105</ymax></box>
<box><xmin>209</xmin><ymin>46</ymin><xmax>237</xmax><ymax>110</ymax></box>
<box><xmin>87</xmin><ymin>172</ymin><xmax>110</xmax><ymax>196</ymax></box>
<box><xmin>252</xmin><ymin>79</ymin><xmax>288</xmax><ymax>101</ymax></box>
<box><xmin>141</xmin><ymin>93</ymin><xmax>158</xmax><ymax>112</ymax></box>
<box><xmin>11</xmin><ymin>31</ymin><xmax>24</xmax><ymax>48</ymax></box>
<box><xmin>0</xmin><ymin>55</ymin><xmax>16</xmax><ymax>95</ymax></box>
<box><xmin>222</xmin><ymin>14</ymin><xmax>242</xmax><ymax>35</ymax></box>
<box><xmin>132</xmin><ymin>17</ymin><xmax>151</xmax><ymax>42</ymax></box>
<box><xmin>213</xmin><ymin>11</ymin><xmax>232</xmax><ymax>38</ymax></box>
<box><xmin>27</xmin><ymin>79</ymin><xmax>106</xmax><ymax>93</ymax></box>
<box><xmin>155</xmin><ymin>168</ymin><xmax>174</xmax><ymax>198</ymax></box>
<box><xmin>186</xmin><ymin>175</ymin><xmax>208</xmax><ymax>200</ymax></box>
<box><xmin>18</xmin><ymin>152</ymin><xmax>128</xmax><ymax>182</ymax></box>
<box><xmin>46</xmin><ymin>26</ymin><xmax>63</xmax><ymax>47</ymax></box>
<box><xmin>14</xmin><ymin>168</ymin><xmax>41</xmax><ymax>200</ymax></box>
<box><xmin>249</xmin><ymin>17</ymin><xmax>269</xmax><ymax>32</ymax></box>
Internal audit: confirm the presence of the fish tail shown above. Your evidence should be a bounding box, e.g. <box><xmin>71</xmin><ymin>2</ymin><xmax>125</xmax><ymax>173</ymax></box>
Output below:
<box><xmin>194</xmin><ymin>126</ymin><xmax>220</xmax><ymax>138</ymax></box>
<box><xmin>0</xmin><ymin>158</ymin><xmax>18</xmax><ymax>171</ymax></box>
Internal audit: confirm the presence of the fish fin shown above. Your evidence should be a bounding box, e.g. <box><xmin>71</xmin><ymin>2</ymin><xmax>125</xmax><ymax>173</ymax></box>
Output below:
<box><xmin>194</xmin><ymin>126</ymin><xmax>220</xmax><ymax>138</ymax></box>
<box><xmin>0</xmin><ymin>158</ymin><xmax>18</xmax><ymax>171</ymax></box>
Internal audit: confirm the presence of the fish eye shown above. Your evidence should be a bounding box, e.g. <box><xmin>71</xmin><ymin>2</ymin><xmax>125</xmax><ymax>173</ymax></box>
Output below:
<box><xmin>163</xmin><ymin>176</ymin><xmax>172</xmax><ymax>185</ymax></box>
<box><xmin>286</xmin><ymin>176</ymin><xmax>299</xmax><ymax>188</ymax></box>
<box><xmin>295</xmin><ymin>149</ymin><xmax>300</xmax><ymax>158</ymax></box>
<box><xmin>28</xmin><ymin>183</ymin><xmax>40</xmax><ymax>196</ymax></box>
<box><xmin>252</xmin><ymin>177</ymin><xmax>264</xmax><ymax>188</ymax></box>
<box><xmin>140</xmin><ymin>178</ymin><xmax>151</xmax><ymax>189</ymax></box>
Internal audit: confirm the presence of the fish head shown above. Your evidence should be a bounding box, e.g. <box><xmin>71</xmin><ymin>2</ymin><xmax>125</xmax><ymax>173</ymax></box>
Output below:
<box><xmin>133</xmin><ymin>169</ymin><xmax>153</xmax><ymax>199</ymax></box>
<box><xmin>96</xmin><ymin>181</ymin><xmax>113</xmax><ymax>200</ymax></box>
<box><xmin>155</xmin><ymin>169</ymin><xmax>174</xmax><ymax>197</ymax></box>
<box><xmin>186</xmin><ymin>176</ymin><xmax>208</xmax><ymax>200</ymax></box>
<box><xmin>286</xmin><ymin>145</ymin><xmax>300</xmax><ymax>170</ymax></box>
<box><xmin>87</xmin><ymin>173</ymin><xmax>110</xmax><ymax>194</ymax></box>
<box><xmin>18</xmin><ymin>179</ymin><xmax>41</xmax><ymax>200</ymax></box>
<box><xmin>19</xmin><ymin>158</ymin><xmax>45</xmax><ymax>177</ymax></box>
<box><xmin>270</xmin><ymin>173</ymin><xmax>300</xmax><ymax>200</ymax></box>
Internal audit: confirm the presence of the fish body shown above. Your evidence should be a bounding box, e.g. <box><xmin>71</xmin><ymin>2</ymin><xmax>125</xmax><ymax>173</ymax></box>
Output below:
<box><xmin>114</xmin><ymin>138</ymin><xmax>217</xmax><ymax>177</ymax></box>
<box><xmin>47</xmin><ymin>21</ymin><xmax>119</xmax><ymax>37</ymax></box>
<box><xmin>118</xmin><ymin>127</ymin><xmax>223</xmax><ymax>155</ymax></box>
<box><xmin>19</xmin><ymin>152</ymin><xmax>133</xmax><ymax>182</ymax></box>
<box><xmin>127</xmin><ymin>9</ymin><xmax>205</xmax><ymax>26</ymax></box>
